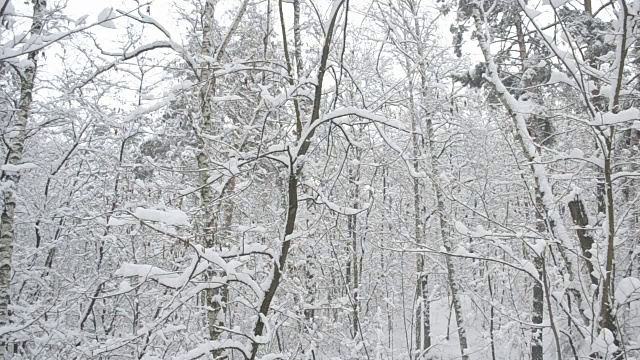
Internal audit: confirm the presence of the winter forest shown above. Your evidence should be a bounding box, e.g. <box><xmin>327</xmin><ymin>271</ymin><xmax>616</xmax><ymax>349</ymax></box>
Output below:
<box><xmin>4</xmin><ymin>0</ymin><xmax>640</xmax><ymax>358</ymax></box>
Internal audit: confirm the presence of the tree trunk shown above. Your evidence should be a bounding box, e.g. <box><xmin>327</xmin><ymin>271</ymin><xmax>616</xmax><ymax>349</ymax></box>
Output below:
<box><xmin>599</xmin><ymin>143</ymin><xmax>619</xmax><ymax>352</ymax></box>
<box><xmin>532</xmin><ymin>188</ymin><xmax>545</xmax><ymax>360</ymax></box>
<box><xmin>424</xmin><ymin>103</ymin><xmax>468</xmax><ymax>360</ymax></box>
<box><xmin>403</xmin><ymin>2</ymin><xmax>467</xmax><ymax>355</ymax></box>
<box><xmin>568</xmin><ymin>197</ymin><xmax>599</xmax><ymax>287</ymax></box>
<box><xmin>248</xmin><ymin>3</ymin><xmax>344</xmax><ymax>357</ymax></box>
<box><xmin>348</xmin><ymin>161</ymin><xmax>360</xmax><ymax>338</ymax></box>
<box><xmin>409</xmin><ymin>85</ymin><xmax>430</xmax><ymax>356</ymax></box>
<box><xmin>0</xmin><ymin>0</ymin><xmax>45</xmax><ymax>356</ymax></box>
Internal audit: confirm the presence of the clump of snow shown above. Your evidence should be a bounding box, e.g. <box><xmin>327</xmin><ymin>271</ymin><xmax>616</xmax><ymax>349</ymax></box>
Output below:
<box><xmin>97</xmin><ymin>7</ymin><xmax>117</xmax><ymax>29</ymax></box>
<box><xmin>591</xmin><ymin>329</ymin><xmax>619</xmax><ymax>356</ymax></box>
<box><xmin>615</xmin><ymin>277</ymin><xmax>640</xmax><ymax>304</ymax></box>
<box><xmin>471</xmin><ymin>225</ymin><xmax>490</xmax><ymax>237</ymax></box>
<box><xmin>569</xmin><ymin>148</ymin><xmax>584</xmax><ymax>158</ymax></box>
<box><xmin>542</xmin><ymin>0</ymin><xmax>570</xmax><ymax>8</ymax></box>
<box><xmin>108</xmin><ymin>216</ymin><xmax>137</xmax><ymax>226</ymax></box>
<box><xmin>453</xmin><ymin>245</ymin><xmax>475</xmax><ymax>258</ymax></box>
<box><xmin>212</xmin><ymin>95</ymin><xmax>243</xmax><ymax>102</ymax></box>
<box><xmin>134</xmin><ymin>207</ymin><xmax>190</xmax><ymax>226</ymax></box>
<box><xmin>547</xmin><ymin>71</ymin><xmax>576</xmax><ymax>87</ymax></box>
<box><xmin>455</xmin><ymin>221</ymin><xmax>469</xmax><ymax>235</ymax></box>
<box><xmin>520</xmin><ymin>260</ymin><xmax>540</xmax><ymax>279</ymax></box>
<box><xmin>524</xmin><ymin>6</ymin><xmax>542</xmax><ymax>19</ymax></box>
<box><xmin>593</xmin><ymin>108</ymin><xmax>640</xmax><ymax>125</ymax></box>
<box><xmin>237</xmin><ymin>225</ymin><xmax>267</xmax><ymax>233</ymax></box>
<box><xmin>257</xmin><ymin>354</ymin><xmax>286</xmax><ymax>360</ymax></box>
<box><xmin>75</xmin><ymin>14</ymin><xmax>89</xmax><ymax>26</ymax></box>
<box><xmin>117</xmin><ymin>281</ymin><xmax>133</xmax><ymax>293</ymax></box>
<box><xmin>1</xmin><ymin>163</ymin><xmax>37</xmax><ymax>172</ymax></box>
<box><xmin>530</xmin><ymin>239</ymin><xmax>546</xmax><ymax>257</ymax></box>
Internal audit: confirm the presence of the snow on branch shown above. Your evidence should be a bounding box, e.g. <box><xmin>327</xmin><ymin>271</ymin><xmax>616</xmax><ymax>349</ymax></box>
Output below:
<box><xmin>72</xmin><ymin>41</ymin><xmax>197</xmax><ymax>90</ymax></box>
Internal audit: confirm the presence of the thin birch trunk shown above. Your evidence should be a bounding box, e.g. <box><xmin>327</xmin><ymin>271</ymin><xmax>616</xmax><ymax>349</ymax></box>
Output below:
<box><xmin>198</xmin><ymin>1</ymin><xmax>223</xmax><ymax>347</ymax></box>
<box><xmin>394</xmin><ymin>1</ymin><xmax>466</xmax><ymax>354</ymax></box>
<box><xmin>409</xmin><ymin>84</ymin><xmax>430</xmax><ymax>356</ymax></box>
<box><xmin>514</xmin><ymin>21</ymin><xmax>545</xmax><ymax>359</ymax></box>
<box><xmin>532</xmin><ymin>188</ymin><xmax>545</xmax><ymax>360</ymax></box>
<box><xmin>419</xmin><ymin>75</ymin><xmax>468</xmax><ymax>359</ymax></box>
<box><xmin>427</xmin><ymin>132</ymin><xmax>468</xmax><ymax>360</ymax></box>
<box><xmin>0</xmin><ymin>1</ymin><xmax>45</xmax><ymax>356</ymax></box>
<box><xmin>348</xmin><ymin>150</ymin><xmax>361</xmax><ymax>338</ymax></box>
<box><xmin>197</xmin><ymin>0</ymin><xmax>248</xmax><ymax>352</ymax></box>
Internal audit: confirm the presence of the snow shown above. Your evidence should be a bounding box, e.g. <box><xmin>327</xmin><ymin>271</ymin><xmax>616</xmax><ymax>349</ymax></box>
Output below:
<box><xmin>569</xmin><ymin>148</ymin><xmax>584</xmax><ymax>158</ymax></box>
<box><xmin>133</xmin><ymin>207</ymin><xmax>190</xmax><ymax>226</ymax></box>
<box><xmin>171</xmin><ymin>80</ymin><xmax>194</xmax><ymax>91</ymax></box>
<box><xmin>178</xmin><ymin>187</ymin><xmax>197</xmax><ymax>195</ymax></box>
<box><xmin>542</xmin><ymin>0</ymin><xmax>570</xmax><ymax>7</ymax></box>
<box><xmin>530</xmin><ymin>239</ymin><xmax>546</xmax><ymax>257</ymax></box>
<box><xmin>324</xmin><ymin>0</ymin><xmax>344</xmax><ymax>31</ymax></box>
<box><xmin>221</xmin><ymin>242</ymin><xmax>274</xmax><ymax>258</ymax></box>
<box><xmin>236</xmin><ymin>225</ymin><xmax>267</xmax><ymax>233</ymax></box>
<box><xmin>6</xmin><ymin>2</ymin><xmax>640</xmax><ymax>358</ymax></box>
<box><xmin>1</xmin><ymin>163</ymin><xmax>37</xmax><ymax>172</ymax></box>
<box><xmin>135</xmin><ymin>179</ymin><xmax>146</xmax><ymax>189</ymax></box>
<box><xmin>612</xmin><ymin>171</ymin><xmax>640</xmax><ymax>181</ymax></box>
<box><xmin>97</xmin><ymin>7</ymin><xmax>117</xmax><ymax>29</ymax></box>
<box><xmin>479</xmin><ymin>28</ymin><xmax>578</xmax><ymax>283</ymax></box>
<box><xmin>454</xmin><ymin>221</ymin><xmax>469</xmax><ymax>235</ymax></box>
<box><xmin>593</xmin><ymin>108</ymin><xmax>640</xmax><ymax>125</ymax></box>
<box><xmin>257</xmin><ymin>354</ymin><xmax>286</xmax><ymax>360</ymax></box>
<box><xmin>524</xmin><ymin>6</ymin><xmax>542</xmax><ymax>19</ymax></box>
<box><xmin>173</xmin><ymin>340</ymin><xmax>249</xmax><ymax>360</ymax></box>
<box><xmin>615</xmin><ymin>277</ymin><xmax>640</xmax><ymax>304</ymax></box>
<box><xmin>117</xmin><ymin>281</ymin><xmax>133</xmax><ymax>294</ymax></box>
<box><xmin>321</xmin><ymin>106</ymin><xmax>404</xmax><ymax>130</ymax></box>
<box><xmin>124</xmin><ymin>82</ymin><xmax>183</xmax><ymax>121</ymax></box>
<box><xmin>212</xmin><ymin>95</ymin><xmax>243</xmax><ymax>102</ymax></box>
<box><xmin>267</xmin><ymin>144</ymin><xmax>286</xmax><ymax>153</ymax></box>
<box><xmin>470</xmin><ymin>225</ymin><xmax>490</xmax><ymax>237</ymax></box>
<box><xmin>16</xmin><ymin>59</ymin><xmax>34</xmax><ymax>69</ymax></box>
<box><xmin>308</xmin><ymin>186</ymin><xmax>368</xmax><ymax>215</ymax></box>
<box><xmin>591</xmin><ymin>329</ymin><xmax>619</xmax><ymax>356</ymax></box>
<box><xmin>1</xmin><ymin>1</ymin><xmax>15</xmax><ymax>18</ymax></box>
<box><xmin>163</xmin><ymin>324</ymin><xmax>186</xmax><ymax>333</ymax></box>
<box><xmin>75</xmin><ymin>14</ymin><xmax>89</xmax><ymax>26</ymax></box>
<box><xmin>223</xmin><ymin>158</ymin><xmax>240</xmax><ymax>176</ymax></box>
<box><xmin>139</xmin><ymin>13</ymin><xmax>172</xmax><ymax>39</ymax></box>
<box><xmin>108</xmin><ymin>216</ymin><xmax>137</xmax><ymax>226</ymax></box>
<box><xmin>453</xmin><ymin>245</ymin><xmax>475</xmax><ymax>257</ymax></box>
<box><xmin>547</xmin><ymin>71</ymin><xmax>576</xmax><ymax>87</ymax></box>
<box><xmin>115</xmin><ymin>263</ymin><xmax>172</xmax><ymax>281</ymax></box>
<box><xmin>115</xmin><ymin>256</ymin><xmax>211</xmax><ymax>289</ymax></box>
<box><xmin>520</xmin><ymin>260</ymin><xmax>540</xmax><ymax>279</ymax></box>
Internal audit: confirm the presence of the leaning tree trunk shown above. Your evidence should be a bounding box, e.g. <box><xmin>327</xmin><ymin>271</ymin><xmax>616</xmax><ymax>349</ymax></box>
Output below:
<box><xmin>248</xmin><ymin>2</ymin><xmax>344</xmax><ymax>357</ymax></box>
<box><xmin>0</xmin><ymin>0</ymin><xmax>45</xmax><ymax>356</ymax></box>
<box><xmin>472</xmin><ymin>6</ymin><xmax>575</xmax><ymax>359</ymax></box>
<box><xmin>597</xmin><ymin>4</ymin><xmax>631</xmax><ymax>351</ymax></box>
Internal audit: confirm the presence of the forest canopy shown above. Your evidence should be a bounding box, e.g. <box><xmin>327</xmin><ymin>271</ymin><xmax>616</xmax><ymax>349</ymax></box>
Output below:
<box><xmin>1</xmin><ymin>0</ymin><xmax>639</xmax><ymax>359</ymax></box>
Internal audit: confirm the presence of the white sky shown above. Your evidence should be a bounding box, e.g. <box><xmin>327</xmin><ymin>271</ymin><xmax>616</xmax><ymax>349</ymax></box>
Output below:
<box><xmin>6</xmin><ymin>0</ymin><xmax>621</xmax><ymax>114</ymax></box>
